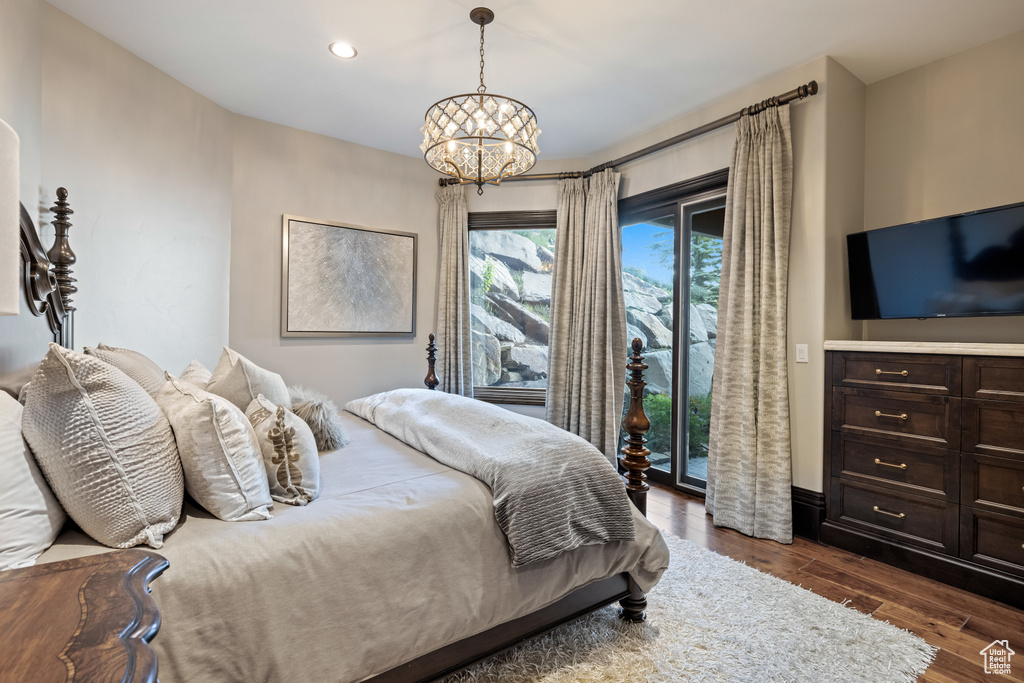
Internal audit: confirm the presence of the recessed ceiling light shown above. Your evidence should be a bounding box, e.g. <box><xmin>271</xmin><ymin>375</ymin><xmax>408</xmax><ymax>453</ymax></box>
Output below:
<box><xmin>328</xmin><ymin>42</ymin><xmax>357</xmax><ymax>59</ymax></box>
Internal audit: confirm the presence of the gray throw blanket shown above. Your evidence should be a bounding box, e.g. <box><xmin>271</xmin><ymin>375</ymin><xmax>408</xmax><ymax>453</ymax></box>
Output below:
<box><xmin>345</xmin><ymin>389</ymin><xmax>635</xmax><ymax>567</ymax></box>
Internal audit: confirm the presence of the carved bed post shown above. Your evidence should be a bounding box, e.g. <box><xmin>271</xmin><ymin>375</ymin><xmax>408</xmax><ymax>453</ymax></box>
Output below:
<box><xmin>424</xmin><ymin>333</ymin><xmax>440</xmax><ymax>390</ymax></box>
<box><xmin>46</xmin><ymin>188</ymin><xmax>76</xmax><ymax>349</ymax></box>
<box><xmin>619</xmin><ymin>337</ymin><xmax>652</xmax><ymax>516</ymax></box>
<box><xmin>618</xmin><ymin>337</ymin><xmax>652</xmax><ymax>623</ymax></box>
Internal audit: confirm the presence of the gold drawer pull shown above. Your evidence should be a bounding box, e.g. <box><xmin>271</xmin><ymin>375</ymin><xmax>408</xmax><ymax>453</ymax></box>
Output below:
<box><xmin>873</xmin><ymin>505</ymin><xmax>906</xmax><ymax>519</ymax></box>
<box><xmin>876</xmin><ymin>369</ymin><xmax>909</xmax><ymax>377</ymax></box>
<box><xmin>874</xmin><ymin>458</ymin><xmax>907</xmax><ymax>470</ymax></box>
<box><xmin>875</xmin><ymin>410</ymin><xmax>908</xmax><ymax>421</ymax></box>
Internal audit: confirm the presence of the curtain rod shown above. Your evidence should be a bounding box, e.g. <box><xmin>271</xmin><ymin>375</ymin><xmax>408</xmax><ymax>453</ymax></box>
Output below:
<box><xmin>439</xmin><ymin>80</ymin><xmax>817</xmax><ymax>187</ymax></box>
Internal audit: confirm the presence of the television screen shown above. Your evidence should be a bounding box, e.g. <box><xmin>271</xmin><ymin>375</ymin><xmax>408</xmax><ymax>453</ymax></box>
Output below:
<box><xmin>848</xmin><ymin>200</ymin><xmax>1024</xmax><ymax>320</ymax></box>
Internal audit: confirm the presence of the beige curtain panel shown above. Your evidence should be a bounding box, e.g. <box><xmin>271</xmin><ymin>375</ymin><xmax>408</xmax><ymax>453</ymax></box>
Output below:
<box><xmin>434</xmin><ymin>184</ymin><xmax>473</xmax><ymax>396</ymax></box>
<box><xmin>705</xmin><ymin>105</ymin><xmax>794</xmax><ymax>544</ymax></box>
<box><xmin>547</xmin><ymin>169</ymin><xmax>627</xmax><ymax>463</ymax></box>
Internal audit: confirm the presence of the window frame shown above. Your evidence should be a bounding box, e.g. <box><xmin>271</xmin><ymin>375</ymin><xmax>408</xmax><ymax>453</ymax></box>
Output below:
<box><xmin>468</xmin><ymin>210</ymin><xmax>557</xmax><ymax>407</ymax></box>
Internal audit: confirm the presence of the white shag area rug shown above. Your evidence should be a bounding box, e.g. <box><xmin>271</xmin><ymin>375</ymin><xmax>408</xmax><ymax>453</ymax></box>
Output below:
<box><xmin>443</xmin><ymin>533</ymin><xmax>936</xmax><ymax>682</ymax></box>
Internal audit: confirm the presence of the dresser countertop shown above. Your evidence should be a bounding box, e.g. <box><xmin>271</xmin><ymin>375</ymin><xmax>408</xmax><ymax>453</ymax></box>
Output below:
<box><xmin>823</xmin><ymin>340</ymin><xmax>1024</xmax><ymax>357</ymax></box>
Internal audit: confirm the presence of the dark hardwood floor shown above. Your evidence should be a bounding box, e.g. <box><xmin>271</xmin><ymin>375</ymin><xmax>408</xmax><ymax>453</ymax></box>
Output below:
<box><xmin>648</xmin><ymin>483</ymin><xmax>1024</xmax><ymax>682</ymax></box>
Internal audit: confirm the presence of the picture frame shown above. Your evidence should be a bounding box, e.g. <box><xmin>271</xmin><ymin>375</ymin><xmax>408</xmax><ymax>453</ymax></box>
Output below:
<box><xmin>281</xmin><ymin>215</ymin><xmax>417</xmax><ymax>337</ymax></box>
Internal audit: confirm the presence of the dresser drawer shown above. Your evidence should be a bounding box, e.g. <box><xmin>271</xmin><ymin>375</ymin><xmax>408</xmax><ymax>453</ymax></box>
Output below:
<box><xmin>963</xmin><ymin>399</ymin><xmax>1024</xmax><ymax>459</ymax></box>
<box><xmin>829</xmin><ymin>479</ymin><xmax>958</xmax><ymax>554</ymax></box>
<box><xmin>961</xmin><ymin>453</ymin><xmax>1024</xmax><ymax>518</ymax></box>
<box><xmin>832</xmin><ymin>352</ymin><xmax>960</xmax><ymax>395</ymax></box>
<box><xmin>832</xmin><ymin>387</ymin><xmax>961</xmax><ymax>449</ymax></box>
<box><xmin>964</xmin><ymin>356</ymin><xmax>1024</xmax><ymax>403</ymax></box>
<box><xmin>831</xmin><ymin>432</ymin><xmax>956</xmax><ymax>500</ymax></box>
<box><xmin>960</xmin><ymin>507</ymin><xmax>1024</xmax><ymax>579</ymax></box>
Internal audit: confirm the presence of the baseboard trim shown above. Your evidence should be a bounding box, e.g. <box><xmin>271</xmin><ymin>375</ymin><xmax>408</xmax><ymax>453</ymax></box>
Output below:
<box><xmin>652</xmin><ymin>483</ymin><xmax>824</xmax><ymax>542</ymax></box>
<box><xmin>792</xmin><ymin>486</ymin><xmax>825</xmax><ymax>542</ymax></box>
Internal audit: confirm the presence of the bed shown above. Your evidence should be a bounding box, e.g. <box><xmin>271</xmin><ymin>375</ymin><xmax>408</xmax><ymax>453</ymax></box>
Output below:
<box><xmin>11</xmin><ymin>189</ymin><xmax>669</xmax><ymax>682</ymax></box>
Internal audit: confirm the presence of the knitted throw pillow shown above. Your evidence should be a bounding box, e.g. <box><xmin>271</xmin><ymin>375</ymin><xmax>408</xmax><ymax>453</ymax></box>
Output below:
<box><xmin>84</xmin><ymin>342</ymin><xmax>166</xmax><ymax>398</ymax></box>
<box><xmin>21</xmin><ymin>344</ymin><xmax>183</xmax><ymax>549</ymax></box>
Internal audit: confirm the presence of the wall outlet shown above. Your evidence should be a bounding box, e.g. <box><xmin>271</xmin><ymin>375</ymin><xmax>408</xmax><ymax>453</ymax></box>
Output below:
<box><xmin>795</xmin><ymin>344</ymin><xmax>809</xmax><ymax>363</ymax></box>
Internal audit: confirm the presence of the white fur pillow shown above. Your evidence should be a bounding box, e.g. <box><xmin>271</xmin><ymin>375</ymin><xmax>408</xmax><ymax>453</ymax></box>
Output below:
<box><xmin>84</xmin><ymin>343</ymin><xmax>166</xmax><ymax>397</ymax></box>
<box><xmin>21</xmin><ymin>344</ymin><xmax>184</xmax><ymax>549</ymax></box>
<box><xmin>157</xmin><ymin>376</ymin><xmax>272</xmax><ymax>522</ymax></box>
<box><xmin>206</xmin><ymin>347</ymin><xmax>290</xmax><ymax>411</ymax></box>
<box><xmin>0</xmin><ymin>392</ymin><xmax>66</xmax><ymax>570</ymax></box>
<box><xmin>246</xmin><ymin>395</ymin><xmax>320</xmax><ymax>506</ymax></box>
<box><xmin>288</xmin><ymin>385</ymin><xmax>350</xmax><ymax>451</ymax></box>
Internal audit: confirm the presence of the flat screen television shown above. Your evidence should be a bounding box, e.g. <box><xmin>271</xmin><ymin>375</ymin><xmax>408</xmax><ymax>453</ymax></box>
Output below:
<box><xmin>847</xmin><ymin>200</ymin><xmax>1024</xmax><ymax>320</ymax></box>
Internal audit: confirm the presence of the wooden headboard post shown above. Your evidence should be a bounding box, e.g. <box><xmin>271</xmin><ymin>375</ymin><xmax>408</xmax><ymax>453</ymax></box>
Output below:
<box><xmin>46</xmin><ymin>188</ymin><xmax>76</xmax><ymax>349</ymax></box>
<box><xmin>424</xmin><ymin>333</ymin><xmax>439</xmax><ymax>390</ymax></box>
<box><xmin>19</xmin><ymin>187</ymin><xmax>74</xmax><ymax>348</ymax></box>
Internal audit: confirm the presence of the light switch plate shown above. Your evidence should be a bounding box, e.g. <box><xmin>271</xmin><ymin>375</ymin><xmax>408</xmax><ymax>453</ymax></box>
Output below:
<box><xmin>795</xmin><ymin>344</ymin><xmax>809</xmax><ymax>363</ymax></box>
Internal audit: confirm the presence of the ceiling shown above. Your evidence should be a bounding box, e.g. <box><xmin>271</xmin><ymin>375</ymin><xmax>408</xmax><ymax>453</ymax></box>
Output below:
<box><xmin>47</xmin><ymin>0</ymin><xmax>1024</xmax><ymax>160</ymax></box>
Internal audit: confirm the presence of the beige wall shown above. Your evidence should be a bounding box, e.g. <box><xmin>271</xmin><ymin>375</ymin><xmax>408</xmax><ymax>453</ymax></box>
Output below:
<box><xmin>0</xmin><ymin>0</ymin><xmax>41</xmax><ymax>209</ymax></box>
<box><xmin>39</xmin><ymin>6</ymin><xmax>234</xmax><ymax>372</ymax></box>
<box><xmin>862</xmin><ymin>29</ymin><xmax>1024</xmax><ymax>343</ymax></box>
<box><xmin>0</xmin><ymin>0</ymin><xmax>51</xmax><ymax>371</ymax></box>
<box><xmin>10</xmin><ymin>2</ymin><xmax>1017</xmax><ymax>495</ymax></box>
<box><xmin>228</xmin><ymin>115</ymin><xmax>440</xmax><ymax>406</ymax></box>
<box><xmin>469</xmin><ymin>58</ymin><xmax>848</xmax><ymax>492</ymax></box>
<box><xmin>0</xmin><ymin>5</ymin><xmax>234</xmax><ymax>374</ymax></box>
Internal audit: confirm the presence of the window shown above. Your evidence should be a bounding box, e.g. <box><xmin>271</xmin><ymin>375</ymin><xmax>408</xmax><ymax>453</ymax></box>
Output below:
<box><xmin>468</xmin><ymin>211</ymin><xmax>556</xmax><ymax>405</ymax></box>
<box><xmin>618</xmin><ymin>169</ymin><xmax>727</xmax><ymax>494</ymax></box>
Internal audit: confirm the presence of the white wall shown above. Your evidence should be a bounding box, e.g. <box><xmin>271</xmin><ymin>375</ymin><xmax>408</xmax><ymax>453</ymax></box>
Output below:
<box><xmin>228</xmin><ymin>115</ymin><xmax>440</xmax><ymax>406</ymax></box>
<box><xmin>862</xmin><ymin>29</ymin><xmax>1024</xmax><ymax>343</ymax></box>
<box><xmin>0</xmin><ymin>0</ymin><xmax>51</xmax><ymax>372</ymax></box>
<box><xmin>39</xmin><ymin>6</ymin><xmax>233</xmax><ymax>371</ymax></box>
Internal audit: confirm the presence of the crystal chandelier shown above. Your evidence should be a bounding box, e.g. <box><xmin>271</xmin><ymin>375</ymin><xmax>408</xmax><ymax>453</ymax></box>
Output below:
<box><xmin>420</xmin><ymin>7</ymin><xmax>540</xmax><ymax>194</ymax></box>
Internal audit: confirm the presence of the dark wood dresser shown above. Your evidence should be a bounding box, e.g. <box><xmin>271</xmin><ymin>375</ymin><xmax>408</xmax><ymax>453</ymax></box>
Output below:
<box><xmin>0</xmin><ymin>549</ymin><xmax>168</xmax><ymax>683</ymax></box>
<box><xmin>823</xmin><ymin>343</ymin><xmax>1024</xmax><ymax>608</ymax></box>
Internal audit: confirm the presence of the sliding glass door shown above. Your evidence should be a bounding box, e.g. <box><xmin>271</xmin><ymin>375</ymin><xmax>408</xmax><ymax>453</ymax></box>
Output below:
<box><xmin>621</xmin><ymin>213</ymin><xmax>676</xmax><ymax>476</ymax></box>
<box><xmin>620</xmin><ymin>191</ymin><xmax>725</xmax><ymax>493</ymax></box>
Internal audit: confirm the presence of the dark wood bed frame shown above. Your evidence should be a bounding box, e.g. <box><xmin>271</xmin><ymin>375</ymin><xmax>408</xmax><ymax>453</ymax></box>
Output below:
<box><xmin>17</xmin><ymin>193</ymin><xmax>656</xmax><ymax>683</ymax></box>
<box><xmin>18</xmin><ymin>187</ymin><xmax>76</xmax><ymax>348</ymax></box>
<box><xmin>383</xmin><ymin>336</ymin><xmax>656</xmax><ymax>682</ymax></box>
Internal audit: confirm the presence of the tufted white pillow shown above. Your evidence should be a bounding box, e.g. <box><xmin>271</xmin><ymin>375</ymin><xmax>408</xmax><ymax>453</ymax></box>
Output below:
<box><xmin>206</xmin><ymin>347</ymin><xmax>290</xmax><ymax>412</ymax></box>
<box><xmin>246</xmin><ymin>395</ymin><xmax>320</xmax><ymax>506</ymax></box>
<box><xmin>84</xmin><ymin>343</ymin><xmax>166</xmax><ymax>398</ymax></box>
<box><xmin>21</xmin><ymin>344</ymin><xmax>184</xmax><ymax>549</ymax></box>
<box><xmin>157</xmin><ymin>376</ymin><xmax>272</xmax><ymax>522</ymax></box>
<box><xmin>0</xmin><ymin>392</ymin><xmax>66</xmax><ymax>570</ymax></box>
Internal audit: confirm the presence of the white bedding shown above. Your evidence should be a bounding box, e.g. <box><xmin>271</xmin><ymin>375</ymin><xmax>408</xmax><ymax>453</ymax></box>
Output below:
<box><xmin>38</xmin><ymin>411</ymin><xmax>670</xmax><ymax>683</ymax></box>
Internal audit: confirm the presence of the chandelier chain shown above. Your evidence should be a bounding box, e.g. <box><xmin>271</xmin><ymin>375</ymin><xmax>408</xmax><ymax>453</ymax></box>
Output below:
<box><xmin>478</xmin><ymin>21</ymin><xmax>486</xmax><ymax>93</ymax></box>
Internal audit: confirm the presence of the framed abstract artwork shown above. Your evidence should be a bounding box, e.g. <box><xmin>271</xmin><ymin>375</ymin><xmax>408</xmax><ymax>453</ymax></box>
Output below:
<box><xmin>281</xmin><ymin>215</ymin><xmax>417</xmax><ymax>337</ymax></box>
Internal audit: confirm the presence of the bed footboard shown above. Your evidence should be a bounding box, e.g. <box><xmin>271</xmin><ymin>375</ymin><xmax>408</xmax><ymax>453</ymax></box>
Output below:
<box><xmin>619</xmin><ymin>337</ymin><xmax>652</xmax><ymax>517</ymax></box>
<box><xmin>618</xmin><ymin>337</ymin><xmax>652</xmax><ymax>622</ymax></box>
